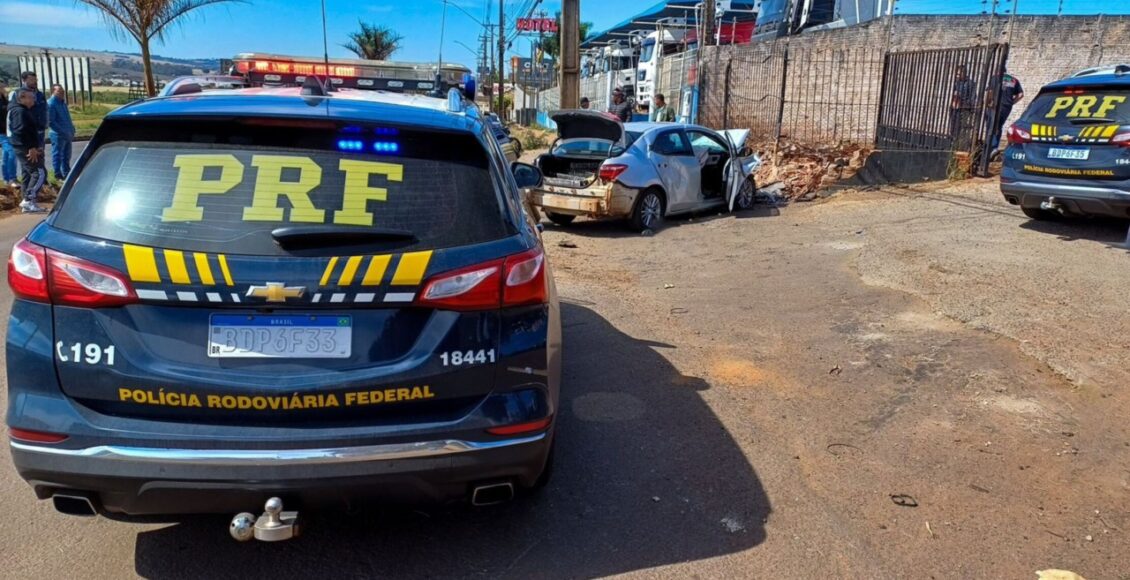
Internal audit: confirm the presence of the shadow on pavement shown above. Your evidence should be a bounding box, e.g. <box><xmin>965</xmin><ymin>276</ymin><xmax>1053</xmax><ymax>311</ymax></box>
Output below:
<box><xmin>1018</xmin><ymin>216</ymin><xmax>1130</xmax><ymax>248</ymax></box>
<box><xmin>543</xmin><ymin>206</ymin><xmax>778</xmax><ymax>239</ymax></box>
<box><xmin>133</xmin><ymin>303</ymin><xmax>770</xmax><ymax>579</ymax></box>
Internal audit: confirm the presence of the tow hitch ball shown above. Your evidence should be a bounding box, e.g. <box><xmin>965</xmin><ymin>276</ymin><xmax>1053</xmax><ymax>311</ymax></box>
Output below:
<box><xmin>1040</xmin><ymin>196</ymin><xmax>1064</xmax><ymax>213</ymax></box>
<box><xmin>230</xmin><ymin>497</ymin><xmax>299</xmax><ymax>542</ymax></box>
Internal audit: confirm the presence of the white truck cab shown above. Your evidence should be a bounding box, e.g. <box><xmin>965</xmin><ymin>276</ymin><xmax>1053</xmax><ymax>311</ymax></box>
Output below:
<box><xmin>635</xmin><ymin>28</ymin><xmax>688</xmax><ymax>110</ymax></box>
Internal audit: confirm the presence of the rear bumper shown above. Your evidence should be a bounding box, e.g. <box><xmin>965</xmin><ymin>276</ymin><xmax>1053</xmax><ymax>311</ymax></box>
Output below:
<box><xmin>529</xmin><ymin>182</ymin><xmax>638</xmax><ymax>219</ymax></box>
<box><xmin>1000</xmin><ymin>171</ymin><xmax>1130</xmax><ymax>218</ymax></box>
<box><xmin>12</xmin><ymin>431</ymin><xmax>551</xmax><ymax>515</ymax></box>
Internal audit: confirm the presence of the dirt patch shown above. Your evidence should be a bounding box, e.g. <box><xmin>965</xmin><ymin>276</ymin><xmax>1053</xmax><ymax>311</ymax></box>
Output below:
<box><xmin>0</xmin><ymin>182</ymin><xmax>59</xmax><ymax>213</ymax></box>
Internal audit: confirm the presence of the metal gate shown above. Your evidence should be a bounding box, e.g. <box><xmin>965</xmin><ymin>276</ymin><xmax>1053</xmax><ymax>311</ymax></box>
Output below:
<box><xmin>875</xmin><ymin>44</ymin><xmax>1009</xmax><ymax>178</ymax></box>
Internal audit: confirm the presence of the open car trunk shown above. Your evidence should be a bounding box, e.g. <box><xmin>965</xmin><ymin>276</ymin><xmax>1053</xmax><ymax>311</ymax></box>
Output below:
<box><xmin>536</xmin><ymin>110</ymin><xmax>626</xmax><ymax>188</ymax></box>
<box><xmin>536</xmin><ymin>154</ymin><xmax>604</xmax><ymax>188</ymax></box>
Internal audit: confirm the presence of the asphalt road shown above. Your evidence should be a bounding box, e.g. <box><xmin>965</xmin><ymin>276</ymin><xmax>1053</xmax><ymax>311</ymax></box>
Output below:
<box><xmin>1</xmin><ymin>180</ymin><xmax>1127</xmax><ymax>578</ymax></box>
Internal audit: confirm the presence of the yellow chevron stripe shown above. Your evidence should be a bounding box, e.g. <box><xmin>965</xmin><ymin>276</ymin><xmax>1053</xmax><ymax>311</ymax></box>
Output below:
<box><xmin>1102</xmin><ymin>125</ymin><xmax>1118</xmax><ymax>138</ymax></box>
<box><xmin>338</xmin><ymin>256</ymin><xmax>363</xmax><ymax>286</ymax></box>
<box><xmin>193</xmin><ymin>253</ymin><xmax>215</xmax><ymax>286</ymax></box>
<box><xmin>391</xmin><ymin>251</ymin><xmax>433</xmax><ymax>286</ymax></box>
<box><xmin>320</xmin><ymin>257</ymin><xmax>340</xmax><ymax>286</ymax></box>
<box><xmin>1032</xmin><ymin>125</ymin><xmax>1040</xmax><ymax>137</ymax></box>
<box><xmin>1050</xmin><ymin>125</ymin><xmax>1057</xmax><ymax>137</ymax></box>
<box><xmin>361</xmin><ymin>255</ymin><xmax>391</xmax><ymax>286</ymax></box>
<box><xmin>216</xmin><ymin>254</ymin><xmax>234</xmax><ymax>286</ymax></box>
<box><xmin>163</xmin><ymin>250</ymin><xmax>191</xmax><ymax>284</ymax></box>
<box><xmin>1081</xmin><ymin>126</ymin><xmax>1093</xmax><ymax>138</ymax></box>
<box><xmin>122</xmin><ymin>245</ymin><xmax>161</xmax><ymax>283</ymax></box>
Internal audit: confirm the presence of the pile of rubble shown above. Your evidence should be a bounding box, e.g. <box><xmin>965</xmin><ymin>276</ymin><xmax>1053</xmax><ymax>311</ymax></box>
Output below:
<box><xmin>753</xmin><ymin>139</ymin><xmax>872</xmax><ymax>201</ymax></box>
<box><xmin>0</xmin><ymin>183</ymin><xmax>58</xmax><ymax>211</ymax></box>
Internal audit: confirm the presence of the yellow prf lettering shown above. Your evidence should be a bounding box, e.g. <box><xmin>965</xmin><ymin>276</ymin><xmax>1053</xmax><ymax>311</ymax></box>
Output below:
<box><xmin>1095</xmin><ymin>95</ymin><xmax>1127</xmax><ymax>118</ymax></box>
<box><xmin>1066</xmin><ymin>95</ymin><xmax>1098</xmax><ymax>118</ymax></box>
<box><xmin>1045</xmin><ymin>96</ymin><xmax>1074</xmax><ymax>118</ymax></box>
<box><xmin>242</xmin><ymin>155</ymin><xmax>325</xmax><ymax>223</ymax></box>
<box><xmin>161</xmin><ymin>154</ymin><xmax>245</xmax><ymax>222</ymax></box>
<box><xmin>333</xmin><ymin>160</ymin><xmax>403</xmax><ymax>226</ymax></box>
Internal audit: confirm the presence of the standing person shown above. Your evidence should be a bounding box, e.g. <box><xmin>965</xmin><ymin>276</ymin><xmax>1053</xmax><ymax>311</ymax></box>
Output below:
<box><xmin>580</xmin><ymin>97</ymin><xmax>590</xmax><ymax>110</ymax></box>
<box><xmin>607</xmin><ymin>87</ymin><xmax>634</xmax><ymax>123</ymax></box>
<box><xmin>8</xmin><ymin>89</ymin><xmax>48</xmax><ymax>213</ymax></box>
<box><xmin>984</xmin><ymin>70</ymin><xmax>1024</xmax><ymax>159</ymax></box>
<box><xmin>9</xmin><ymin>72</ymin><xmax>47</xmax><ymax>149</ymax></box>
<box><xmin>47</xmin><ymin>84</ymin><xmax>76</xmax><ymax>180</ymax></box>
<box><xmin>0</xmin><ymin>82</ymin><xmax>17</xmax><ymax>188</ymax></box>
<box><xmin>950</xmin><ymin>65</ymin><xmax>977</xmax><ymax>152</ymax></box>
<box><xmin>650</xmin><ymin>93</ymin><xmax>675</xmax><ymax>122</ymax></box>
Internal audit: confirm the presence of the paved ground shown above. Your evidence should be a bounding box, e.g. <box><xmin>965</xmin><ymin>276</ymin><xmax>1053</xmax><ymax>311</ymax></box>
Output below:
<box><xmin>1</xmin><ymin>180</ymin><xmax>1128</xmax><ymax>578</ymax></box>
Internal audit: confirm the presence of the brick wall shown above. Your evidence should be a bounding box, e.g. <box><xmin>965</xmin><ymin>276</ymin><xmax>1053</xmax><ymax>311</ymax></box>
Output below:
<box><xmin>699</xmin><ymin>14</ymin><xmax>1130</xmax><ymax>146</ymax></box>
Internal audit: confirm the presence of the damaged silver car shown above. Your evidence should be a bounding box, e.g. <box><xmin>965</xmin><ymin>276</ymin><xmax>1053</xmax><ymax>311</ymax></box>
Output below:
<box><xmin>530</xmin><ymin>110</ymin><xmax>761</xmax><ymax>231</ymax></box>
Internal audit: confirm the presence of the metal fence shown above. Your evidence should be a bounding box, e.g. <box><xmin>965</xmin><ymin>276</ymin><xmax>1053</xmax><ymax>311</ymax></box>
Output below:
<box><xmin>876</xmin><ymin>44</ymin><xmax>1009</xmax><ymax>175</ymax></box>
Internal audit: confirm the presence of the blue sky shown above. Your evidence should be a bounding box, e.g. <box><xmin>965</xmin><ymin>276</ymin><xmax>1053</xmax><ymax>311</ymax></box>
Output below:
<box><xmin>0</xmin><ymin>0</ymin><xmax>1120</xmax><ymax>67</ymax></box>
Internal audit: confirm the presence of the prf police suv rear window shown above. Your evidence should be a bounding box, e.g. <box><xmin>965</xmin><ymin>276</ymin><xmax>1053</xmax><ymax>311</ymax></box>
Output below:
<box><xmin>54</xmin><ymin>131</ymin><xmax>509</xmax><ymax>256</ymax></box>
<box><xmin>1023</xmin><ymin>89</ymin><xmax>1130</xmax><ymax>123</ymax></box>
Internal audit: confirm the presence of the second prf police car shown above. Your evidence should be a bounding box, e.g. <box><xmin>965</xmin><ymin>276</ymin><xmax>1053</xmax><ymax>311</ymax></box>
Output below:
<box><xmin>5</xmin><ymin>78</ymin><xmax>562</xmax><ymax>518</ymax></box>
<box><xmin>1001</xmin><ymin>64</ymin><xmax>1130</xmax><ymax>220</ymax></box>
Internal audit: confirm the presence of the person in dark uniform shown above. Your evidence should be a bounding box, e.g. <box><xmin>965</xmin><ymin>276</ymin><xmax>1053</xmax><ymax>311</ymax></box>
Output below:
<box><xmin>984</xmin><ymin>70</ymin><xmax>1024</xmax><ymax>161</ymax></box>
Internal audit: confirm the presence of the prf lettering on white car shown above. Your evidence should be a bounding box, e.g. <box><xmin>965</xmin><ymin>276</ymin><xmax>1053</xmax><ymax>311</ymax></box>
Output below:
<box><xmin>159</xmin><ymin>154</ymin><xmax>404</xmax><ymax>226</ymax></box>
<box><xmin>1044</xmin><ymin>95</ymin><xmax>1127</xmax><ymax>119</ymax></box>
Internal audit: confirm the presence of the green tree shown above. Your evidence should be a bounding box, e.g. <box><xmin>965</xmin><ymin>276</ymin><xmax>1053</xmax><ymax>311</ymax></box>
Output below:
<box><xmin>342</xmin><ymin>21</ymin><xmax>403</xmax><ymax>61</ymax></box>
<box><xmin>78</xmin><ymin>0</ymin><xmax>244</xmax><ymax>97</ymax></box>
<box><xmin>538</xmin><ymin>13</ymin><xmax>593</xmax><ymax>62</ymax></box>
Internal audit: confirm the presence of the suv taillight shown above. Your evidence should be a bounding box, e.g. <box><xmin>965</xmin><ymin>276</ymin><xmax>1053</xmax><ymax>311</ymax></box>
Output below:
<box><xmin>599</xmin><ymin>164</ymin><xmax>628</xmax><ymax>183</ymax></box>
<box><xmin>7</xmin><ymin>239</ymin><xmax>138</xmax><ymax>307</ymax></box>
<box><xmin>1007</xmin><ymin>124</ymin><xmax>1031</xmax><ymax>145</ymax></box>
<box><xmin>1113</xmin><ymin>132</ymin><xmax>1130</xmax><ymax>147</ymax></box>
<box><xmin>416</xmin><ymin>247</ymin><xmax>547</xmax><ymax>311</ymax></box>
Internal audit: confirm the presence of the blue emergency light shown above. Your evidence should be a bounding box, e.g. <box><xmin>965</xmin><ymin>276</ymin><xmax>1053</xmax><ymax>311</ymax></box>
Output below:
<box><xmin>336</xmin><ymin>139</ymin><xmax>364</xmax><ymax>151</ymax></box>
<box><xmin>372</xmin><ymin>141</ymin><xmax>400</xmax><ymax>154</ymax></box>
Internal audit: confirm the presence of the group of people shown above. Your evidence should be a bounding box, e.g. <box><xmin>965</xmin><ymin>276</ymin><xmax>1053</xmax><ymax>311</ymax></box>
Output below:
<box><xmin>578</xmin><ymin>87</ymin><xmax>676</xmax><ymax>123</ymax></box>
<box><xmin>1</xmin><ymin>71</ymin><xmax>77</xmax><ymax>213</ymax></box>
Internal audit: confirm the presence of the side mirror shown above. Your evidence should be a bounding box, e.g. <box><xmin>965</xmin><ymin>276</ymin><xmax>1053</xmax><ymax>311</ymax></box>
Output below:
<box><xmin>511</xmin><ymin>162</ymin><xmax>543</xmax><ymax>189</ymax></box>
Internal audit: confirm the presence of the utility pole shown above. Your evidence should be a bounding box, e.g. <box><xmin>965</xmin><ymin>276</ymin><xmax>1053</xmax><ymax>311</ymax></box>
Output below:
<box><xmin>704</xmin><ymin>0</ymin><xmax>717</xmax><ymax>46</ymax></box>
<box><xmin>498</xmin><ymin>0</ymin><xmax>506</xmax><ymax>116</ymax></box>
<box><xmin>560</xmin><ymin>0</ymin><xmax>579</xmax><ymax>109</ymax></box>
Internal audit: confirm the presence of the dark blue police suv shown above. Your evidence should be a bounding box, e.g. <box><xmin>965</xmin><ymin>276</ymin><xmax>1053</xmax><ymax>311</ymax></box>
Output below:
<box><xmin>5</xmin><ymin>83</ymin><xmax>561</xmax><ymax>517</ymax></box>
<box><xmin>1001</xmin><ymin>64</ymin><xmax>1130</xmax><ymax>220</ymax></box>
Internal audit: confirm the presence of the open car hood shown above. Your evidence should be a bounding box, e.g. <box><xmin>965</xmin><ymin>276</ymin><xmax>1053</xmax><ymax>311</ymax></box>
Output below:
<box><xmin>551</xmin><ymin>110</ymin><xmax>625</xmax><ymax>142</ymax></box>
<box><xmin>720</xmin><ymin>129</ymin><xmax>751</xmax><ymax>149</ymax></box>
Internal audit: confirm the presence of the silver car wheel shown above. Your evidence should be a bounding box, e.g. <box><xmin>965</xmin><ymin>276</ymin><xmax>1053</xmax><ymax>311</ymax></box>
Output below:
<box><xmin>641</xmin><ymin>193</ymin><xmax>662</xmax><ymax>228</ymax></box>
<box><xmin>737</xmin><ymin>177</ymin><xmax>756</xmax><ymax>210</ymax></box>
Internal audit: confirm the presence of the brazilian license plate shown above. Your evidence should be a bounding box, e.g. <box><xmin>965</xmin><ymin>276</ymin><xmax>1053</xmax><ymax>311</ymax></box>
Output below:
<box><xmin>1047</xmin><ymin>147</ymin><xmax>1089</xmax><ymax>160</ymax></box>
<box><xmin>208</xmin><ymin>315</ymin><xmax>352</xmax><ymax>358</ymax></box>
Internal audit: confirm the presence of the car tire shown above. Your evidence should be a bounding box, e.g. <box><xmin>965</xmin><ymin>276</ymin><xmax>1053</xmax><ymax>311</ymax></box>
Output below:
<box><xmin>546</xmin><ymin>212</ymin><xmax>576</xmax><ymax>226</ymax></box>
<box><xmin>629</xmin><ymin>188</ymin><xmax>665</xmax><ymax>232</ymax></box>
<box><xmin>1021</xmin><ymin>206</ymin><xmax>1061</xmax><ymax>221</ymax></box>
<box><xmin>733</xmin><ymin>176</ymin><xmax>757</xmax><ymax>211</ymax></box>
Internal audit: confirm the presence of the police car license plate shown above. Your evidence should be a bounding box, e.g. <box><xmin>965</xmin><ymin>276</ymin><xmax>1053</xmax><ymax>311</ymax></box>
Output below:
<box><xmin>1048</xmin><ymin>147</ymin><xmax>1089</xmax><ymax>160</ymax></box>
<box><xmin>208</xmin><ymin>315</ymin><xmax>352</xmax><ymax>358</ymax></box>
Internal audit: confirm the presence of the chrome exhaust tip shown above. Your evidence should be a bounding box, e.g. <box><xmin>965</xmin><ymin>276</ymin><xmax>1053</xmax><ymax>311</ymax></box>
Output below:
<box><xmin>471</xmin><ymin>482</ymin><xmax>515</xmax><ymax>506</ymax></box>
<box><xmin>52</xmin><ymin>494</ymin><xmax>96</xmax><ymax>517</ymax></box>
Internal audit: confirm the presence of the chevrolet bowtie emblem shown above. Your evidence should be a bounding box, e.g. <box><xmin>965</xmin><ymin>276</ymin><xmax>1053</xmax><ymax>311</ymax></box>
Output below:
<box><xmin>1059</xmin><ymin>134</ymin><xmax>1075</xmax><ymax>142</ymax></box>
<box><xmin>246</xmin><ymin>283</ymin><xmax>305</xmax><ymax>303</ymax></box>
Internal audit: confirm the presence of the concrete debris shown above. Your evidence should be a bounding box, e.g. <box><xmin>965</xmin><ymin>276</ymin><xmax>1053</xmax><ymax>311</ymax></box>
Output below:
<box><xmin>752</xmin><ymin>138</ymin><xmax>872</xmax><ymax>201</ymax></box>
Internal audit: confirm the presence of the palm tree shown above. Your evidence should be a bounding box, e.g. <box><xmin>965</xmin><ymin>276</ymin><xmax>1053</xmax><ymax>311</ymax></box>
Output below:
<box><xmin>78</xmin><ymin>0</ymin><xmax>244</xmax><ymax>97</ymax></box>
<box><xmin>342</xmin><ymin>21</ymin><xmax>403</xmax><ymax>61</ymax></box>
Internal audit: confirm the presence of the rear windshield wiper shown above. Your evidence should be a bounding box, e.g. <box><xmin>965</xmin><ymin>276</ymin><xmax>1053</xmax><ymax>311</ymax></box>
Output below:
<box><xmin>271</xmin><ymin>226</ymin><xmax>417</xmax><ymax>249</ymax></box>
